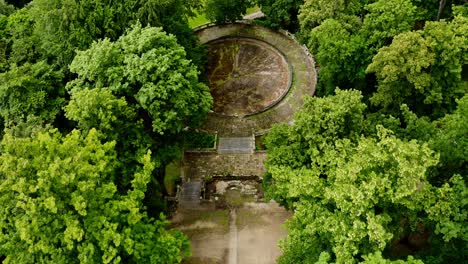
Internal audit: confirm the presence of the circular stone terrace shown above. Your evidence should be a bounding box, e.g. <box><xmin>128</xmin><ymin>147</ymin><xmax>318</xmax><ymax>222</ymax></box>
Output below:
<box><xmin>196</xmin><ymin>22</ymin><xmax>317</xmax><ymax>137</ymax></box>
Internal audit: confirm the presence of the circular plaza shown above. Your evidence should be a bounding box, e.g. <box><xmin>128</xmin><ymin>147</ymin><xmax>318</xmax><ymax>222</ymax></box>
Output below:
<box><xmin>196</xmin><ymin>22</ymin><xmax>317</xmax><ymax>136</ymax></box>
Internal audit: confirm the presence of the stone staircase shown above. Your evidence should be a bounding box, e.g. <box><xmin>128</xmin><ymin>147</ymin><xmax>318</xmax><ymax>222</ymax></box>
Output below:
<box><xmin>179</xmin><ymin>181</ymin><xmax>202</xmax><ymax>209</ymax></box>
<box><xmin>179</xmin><ymin>135</ymin><xmax>266</xmax><ymax>208</ymax></box>
<box><xmin>217</xmin><ymin>137</ymin><xmax>254</xmax><ymax>154</ymax></box>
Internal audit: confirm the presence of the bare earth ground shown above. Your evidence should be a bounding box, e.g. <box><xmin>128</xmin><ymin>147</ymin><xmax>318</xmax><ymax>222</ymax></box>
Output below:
<box><xmin>206</xmin><ymin>37</ymin><xmax>291</xmax><ymax>116</ymax></box>
<box><xmin>172</xmin><ymin>202</ymin><xmax>291</xmax><ymax>264</ymax></box>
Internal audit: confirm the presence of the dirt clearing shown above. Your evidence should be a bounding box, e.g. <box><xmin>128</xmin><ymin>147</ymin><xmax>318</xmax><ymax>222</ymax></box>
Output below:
<box><xmin>172</xmin><ymin>202</ymin><xmax>291</xmax><ymax>264</ymax></box>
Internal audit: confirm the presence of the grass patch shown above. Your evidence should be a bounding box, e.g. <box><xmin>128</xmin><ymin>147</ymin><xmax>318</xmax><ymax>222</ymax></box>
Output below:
<box><xmin>246</xmin><ymin>6</ymin><xmax>261</xmax><ymax>14</ymax></box>
<box><xmin>164</xmin><ymin>160</ymin><xmax>181</xmax><ymax>196</ymax></box>
<box><xmin>189</xmin><ymin>11</ymin><xmax>210</xmax><ymax>28</ymax></box>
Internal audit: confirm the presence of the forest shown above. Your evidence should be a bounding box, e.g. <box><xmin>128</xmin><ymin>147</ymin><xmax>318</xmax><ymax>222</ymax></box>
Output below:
<box><xmin>0</xmin><ymin>0</ymin><xmax>466</xmax><ymax>263</ymax></box>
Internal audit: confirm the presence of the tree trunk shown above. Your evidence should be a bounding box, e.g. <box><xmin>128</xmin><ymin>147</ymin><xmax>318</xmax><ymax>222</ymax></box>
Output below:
<box><xmin>437</xmin><ymin>0</ymin><xmax>447</xmax><ymax>20</ymax></box>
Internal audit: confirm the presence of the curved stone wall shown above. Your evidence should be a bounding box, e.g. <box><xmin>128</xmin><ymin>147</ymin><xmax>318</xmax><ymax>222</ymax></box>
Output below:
<box><xmin>195</xmin><ymin>22</ymin><xmax>317</xmax><ymax>136</ymax></box>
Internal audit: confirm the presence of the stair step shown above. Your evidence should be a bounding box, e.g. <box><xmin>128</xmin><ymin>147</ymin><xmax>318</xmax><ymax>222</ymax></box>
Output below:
<box><xmin>218</xmin><ymin>137</ymin><xmax>254</xmax><ymax>154</ymax></box>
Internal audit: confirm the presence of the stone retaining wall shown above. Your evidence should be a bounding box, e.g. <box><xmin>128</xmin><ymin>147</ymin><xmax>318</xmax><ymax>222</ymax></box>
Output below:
<box><xmin>195</xmin><ymin>23</ymin><xmax>317</xmax><ymax>137</ymax></box>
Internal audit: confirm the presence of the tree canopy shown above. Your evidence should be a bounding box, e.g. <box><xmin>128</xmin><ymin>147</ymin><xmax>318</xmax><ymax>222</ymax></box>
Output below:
<box><xmin>264</xmin><ymin>90</ymin><xmax>468</xmax><ymax>263</ymax></box>
<box><xmin>205</xmin><ymin>0</ymin><xmax>254</xmax><ymax>24</ymax></box>
<box><xmin>0</xmin><ymin>2</ymin><xmax>213</xmax><ymax>262</ymax></box>
<box><xmin>1</xmin><ymin>0</ymin><xmax>467</xmax><ymax>263</ymax></box>
<box><xmin>0</xmin><ymin>128</ymin><xmax>189</xmax><ymax>263</ymax></box>
<box><xmin>256</xmin><ymin>0</ymin><xmax>304</xmax><ymax>31</ymax></box>
<box><xmin>367</xmin><ymin>15</ymin><xmax>468</xmax><ymax>117</ymax></box>
<box><xmin>67</xmin><ymin>23</ymin><xmax>212</xmax><ymax>135</ymax></box>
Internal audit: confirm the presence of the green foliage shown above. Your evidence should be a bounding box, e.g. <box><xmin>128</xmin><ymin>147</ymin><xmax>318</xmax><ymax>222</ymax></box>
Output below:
<box><xmin>0</xmin><ymin>0</ymin><xmax>15</xmax><ymax>16</ymax></box>
<box><xmin>305</xmin><ymin>0</ymin><xmax>420</xmax><ymax>96</ymax></box>
<box><xmin>67</xmin><ymin>23</ymin><xmax>212</xmax><ymax>135</ymax></box>
<box><xmin>29</xmin><ymin>0</ymin><xmax>204</xmax><ymax>68</ymax></box>
<box><xmin>299</xmin><ymin>0</ymin><xmax>367</xmax><ymax>33</ymax></box>
<box><xmin>264</xmin><ymin>89</ymin><xmax>367</xmax><ymax>204</ymax></box>
<box><xmin>184</xmin><ymin>131</ymin><xmax>216</xmax><ymax>149</ymax></box>
<box><xmin>64</xmin><ymin>88</ymin><xmax>152</xmax><ymax>188</ymax></box>
<box><xmin>256</xmin><ymin>0</ymin><xmax>303</xmax><ymax>31</ymax></box>
<box><xmin>452</xmin><ymin>3</ymin><xmax>468</xmax><ymax>17</ymax></box>
<box><xmin>65</xmin><ymin>88</ymin><xmax>136</xmax><ymax>135</ymax></box>
<box><xmin>0</xmin><ymin>14</ymin><xmax>9</xmax><ymax>71</ymax></box>
<box><xmin>0</xmin><ymin>61</ymin><xmax>64</xmax><ymax>125</ymax></box>
<box><xmin>308</xmin><ymin>19</ymin><xmax>368</xmax><ymax>95</ymax></box>
<box><xmin>361</xmin><ymin>252</ymin><xmax>424</xmax><ymax>264</ymax></box>
<box><xmin>4</xmin><ymin>7</ymin><xmax>40</xmax><ymax>66</ymax></box>
<box><xmin>271</xmin><ymin>126</ymin><xmax>438</xmax><ymax>263</ymax></box>
<box><xmin>425</xmin><ymin>175</ymin><xmax>467</xmax><ymax>242</ymax></box>
<box><xmin>0</xmin><ymin>128</ymin><xmax>189</xmax><ymax>263</ymax></box>
<box><xmin>408</xmin><ymin>0</ymin><xmax>468</xmax><ymax>21</ymax></box>
<box><xmin>430</xmin><ymin>95</ymin><xmax>468</xmax><ymax>181</ymax></box>
<box><xmin>361</xmin><ymin>0</ymin><xmax>417</xmax><ymax>48</ymax></box>
<box><xmin>265</xmin><ymin>90</ymin><xmax>468</xmax><ymax>263</ymax></box>
<box><xmin>205</xmin><ymin>0</ymin><xmax>254</xmax><ymax>24</ymax></box>
<box><xmin>367</xmin><ymin>15</ymin><xmax>468</xmax><ymax>117</ymax></box>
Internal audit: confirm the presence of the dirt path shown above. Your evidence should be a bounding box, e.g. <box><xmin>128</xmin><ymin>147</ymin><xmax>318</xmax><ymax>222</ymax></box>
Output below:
<box><xmin>173</xmin><ymin>202</ymin><xmax>291</xmax><ymax>264</ymax></box>
<box><xmin>228</xmin><ymin>210</ymin><xmax>238</xmax><ymax>264</ymax></box>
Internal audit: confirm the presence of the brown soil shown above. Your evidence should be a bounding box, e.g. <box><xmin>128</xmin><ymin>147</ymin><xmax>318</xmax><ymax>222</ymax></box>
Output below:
<box><xmin>206</xmin><ymin>37</ymin><xmax>291</xmax><ymax>116</ymax></box>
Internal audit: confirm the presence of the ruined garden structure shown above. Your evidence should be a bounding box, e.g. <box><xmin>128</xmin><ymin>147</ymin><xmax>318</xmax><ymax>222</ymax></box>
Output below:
<box><xmin>179</xmin><ymin>22</ymin><xmax>317</xmax><ymax>208</ymax></box>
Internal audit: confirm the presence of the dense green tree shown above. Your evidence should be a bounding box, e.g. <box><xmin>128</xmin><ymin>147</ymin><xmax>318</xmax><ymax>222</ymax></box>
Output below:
<box><xmin>256</xmin><ymin>0</ymin><xmax>303</xmax><ymax>31</ymax></box>
<box><xmin>0</xmin><ymin>128</ymin><xmax>189</xmax><ymax>263</ymax></box>
<box><xmin>264</xmin><ymin>90</ymin><xmax>467</xmax><ymax>263</ymax></box>
<box><xmin>205</xmin><ymin>0</ymin><xmax>254</xmax><ymax>24</ymax></box>
<box><xmin>0</xmin><ymin>0</ymin><xmax>14</xmax><ymax>15</ymax></box>
<box><xmin>409</xmin><ymin>0</ymin><xmax>467</xmax><ymax>21</ymax></box>
<box><xmin>0</xmin><ymin>12</ymin><xmax>9</xmax><ymax>71</ymax></box>
<box><xmin>360</xmin><ymin>0</ymin><xmax>417</xmax><ymax>48</ymax></box>
<box><xmin>430</xmin><ymin>95</ymin><xmax>468</xmax><ymax>182</ymax></box>
<box><xmin>367</xmin><ymin>15</ymin><xmax>468</xmax><ymax>117</ymax></box>
<box><xmin>307</xmin><ymin>19</ymin><xmax>368</xmax><ymax>95</ymax></box>
<box><xmin>0</xmin><ymin>0</ymin><xmax>207</xmax><ymax>127</ymax></box>
<box><xmin>65</xmin><ymin>88</ymin><xmax>152</xmax><ymax>189</ymax></box>
<box><xmin>30</xmin><ymin>0</ymin><xmax>204</xmax><ymax>68</ymax></box>
<box><xmin>67</xmin><ymin>23</ymin><xmax>212</xmax><ymax>135</ymax></box>
<box><xmin>305</xmin><ymin>0</ymin><xmax>420</xmax><ymax>96</ymax></box>
<box><xmin>0</xmin><ymin>61</ymin><xmax>64</xmax><ymax>126</ymax></box>
<box><xmin>65</xmin><ymin>24</ymin><xmax>212</xmax><ymax>205</ymax></box>
<box><xmin>3</xmin><ymin>7</ymin><xmax>40</xmax><ymax>67</ymax></box>
<box><xmin>299</xmin><ymin>0</ymin><xmax>368</xmax><ymax>34</ymax></box>
<box><xmin>264</xmin><ymin>89</ymin><xmax>366</xmax><ymax>181</ymax></box>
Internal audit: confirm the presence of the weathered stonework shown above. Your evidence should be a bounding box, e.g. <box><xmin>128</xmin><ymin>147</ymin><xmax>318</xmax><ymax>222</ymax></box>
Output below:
<box><xmin>196</xmin><ymin>22</ymin><xmax>317</xmax><ymax>137</ymax></box>
<box><xmin>183</xmin><ymin>152</ymin><xmax>267</xmax><ymax>180</ymax></box>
